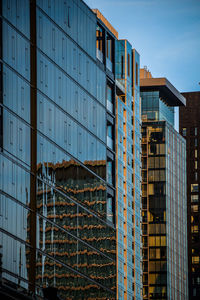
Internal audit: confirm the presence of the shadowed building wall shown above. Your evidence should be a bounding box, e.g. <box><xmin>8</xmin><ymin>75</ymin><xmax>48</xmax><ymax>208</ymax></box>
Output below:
<box><xmin>179</xmin><ymin>91</ymin><xmax>200</xmax><ymax>300</ymax></box>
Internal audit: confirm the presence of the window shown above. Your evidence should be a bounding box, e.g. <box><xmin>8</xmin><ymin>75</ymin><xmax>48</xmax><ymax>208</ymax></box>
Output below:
<box><xmin>192</xmin><ymin>256</ymin><xmax>199</xmax><ymax>264</ymax></box>
<box><xmin>195</xmin><ymin>172</ymin><xmax>198</xmax><ymax>181</ymax></box>
<box><xmin>127</xmin><ymin>53</ymin><xmax>130</xmax><ymax>77</ymax></box>
<box><xmin>191</xmin><ymin>195</ymin><xmax>199</xmax><ymax>203</ymax></box>
<box><xmin>191</xmin><ymin>205</ymin><xmax>198</xmax><ymax>212</ymax></box>
<box><xmin>195</xmin><ymin>138</ymin><xmax>198</xmax><ymax>147</ymax></box>
<box><xmin>136</xmin><ymin>62</ymin><xmax>138</xmax><ymax>85</ymax></box>
<box><xmin>182</xmin><ymin>128</ymin><xmax>187</xmax><ymax>137</ymax></box>
<box><xmin>195</xmin><ymin>150</ymin><xmax>198</xmax><ymax>158</ymax></box>
<box><xmin>121</xmin><ymin>55</ymin><xmax>124</xmax><ymax>79</ymax></box>
<box><xmin>191</xmin><ymin>184</ymin><xmax>199</xmax><ymax>193</ymax></box>
<box><xmin>195</xmin><ymin>161</ymin><xmax>198</xmax><ymax>169</ymax></box>
<box><xmin>191</xmin><ymin>225</ymin><xmax>198</xmax><ymax>233</ymax></box>
<box><xmin>195</xmin><ymin>127</ymin><xmax>198</xmax><ymax>136</ymax></box>
<box><xmin>96</xmin><ymin>24</ymin><xmax>103</xmax><ymax>62</ymax></box>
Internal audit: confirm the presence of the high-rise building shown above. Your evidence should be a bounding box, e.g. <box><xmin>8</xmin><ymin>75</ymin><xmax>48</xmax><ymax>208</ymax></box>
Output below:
<box><xmin>115</xmin><ymin>39</ymin><xmax>142</xmax><ymax>299</ymax></box>
<box><xmin>179</xmin><ymin>91</ymin><xmax>200</xmax><ymax>300</ymax></box>
<box><xmin>0</xmin><ymin>1</ymin><xmax>142</xmax><ymax>299</ymax></box>
<box><xmin>0</xmin><ymin>0</ymin><xmax>117</xmax><ymax>298</ymax></box>
<box><xmin>140</xmin><ymin>68</ymin><xmax>188</xmax><ymax>300</ymax></box>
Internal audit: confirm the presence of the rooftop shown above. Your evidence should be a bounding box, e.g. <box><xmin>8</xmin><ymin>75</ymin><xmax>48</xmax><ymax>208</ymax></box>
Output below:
<box><xmin>140</xmin><ymin>77</ymin><xmax>186</xmax><ymax>106</ymax></box>
<box><xmin>92</xmin><ymin>9</ymin><xmax>118</xmax><ymax>39</ymax></box>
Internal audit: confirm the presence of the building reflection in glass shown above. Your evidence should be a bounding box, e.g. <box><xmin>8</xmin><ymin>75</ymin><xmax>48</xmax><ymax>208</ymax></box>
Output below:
<box><xmin>35</xmin><ymin>157</ymin><xmax>116</xmax><ymax>299</ymax></box>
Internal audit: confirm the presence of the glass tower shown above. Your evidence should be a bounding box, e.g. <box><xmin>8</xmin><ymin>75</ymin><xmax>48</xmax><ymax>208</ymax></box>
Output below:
<box><xmin>140</xmin><ymin>69</ymin><xmax>188</xmax><ymax>300</ymax></box>
<box><xmin>0</xmin><ymin>1</ymin><xmax>117</xmax><ymax>299</ymax></box>
<box><xmin>0</xmin><ymin>1</ymin><xmax>144</xmax><ymax>299</ymax></box>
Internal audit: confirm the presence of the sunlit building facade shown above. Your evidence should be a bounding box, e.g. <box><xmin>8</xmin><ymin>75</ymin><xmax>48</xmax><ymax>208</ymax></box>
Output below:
<box><xmin>94</xmin><ymin>10</ymin><xmax>143</xmax><ymax>299</ymax></box>
<box><xmin>140</xmin><ymin>69</ymin><xmax>188</xmax><ymax>300</ymax></box>
<box><xmin>115</xmin><ymin>40</ymin><xmax>142</xmax><ymax>299</ymax></box>
<box><xmin>0</xmin><ymin>0</ymin><xmax>143</xmax><ymax>299</ymax></box>
<box><xmin>179</xmin><ymin>91</ymin><xmax>200</xmax><ymax>300</ymax></box>
<box><xmin>0</xmin><ymin>0</ymin><xmax>116</xmax><ymax>298</ymax></box>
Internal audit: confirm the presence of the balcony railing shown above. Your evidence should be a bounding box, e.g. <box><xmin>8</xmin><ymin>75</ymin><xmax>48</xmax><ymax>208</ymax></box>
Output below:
<box><xmin>116</xmin><ymin>78</ymin><xmax>125</xmax><ymax>95</ymax></box>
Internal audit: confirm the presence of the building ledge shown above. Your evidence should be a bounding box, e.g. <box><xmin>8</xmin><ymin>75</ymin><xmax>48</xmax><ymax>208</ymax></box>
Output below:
<box><xmin>140</xmin><ymin>77</ymin><xmax>186</xmax><ymax>106</ymax></box>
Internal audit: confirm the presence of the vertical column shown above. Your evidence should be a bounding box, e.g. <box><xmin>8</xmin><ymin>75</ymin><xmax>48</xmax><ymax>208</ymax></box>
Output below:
<box><xmin>29</xmin><ymin>0</ymin><xmax>37</xmax><ymax>292</ymax></box>
<box><xmin>0</xmin><ymin>0</ymin><xmax>3</xmax><ymax>150</ymax></box>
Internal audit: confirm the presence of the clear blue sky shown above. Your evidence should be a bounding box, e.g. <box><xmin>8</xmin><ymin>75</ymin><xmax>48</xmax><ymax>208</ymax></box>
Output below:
<box><xmin>85</xmin><ymin>0</ymin><xmax>200</xmax><ymax>93</ymax></box>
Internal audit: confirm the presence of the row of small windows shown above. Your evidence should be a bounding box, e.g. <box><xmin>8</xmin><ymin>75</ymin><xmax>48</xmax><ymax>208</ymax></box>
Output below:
<box><xmin>37</xmin><ymin>0</ymin><xmax>97</xmax><ymax>58</ymax></box>
<box><xmin>182</xmin><ymin>127</ymin><xmax>198</xmax><ymax>137</ymax></box>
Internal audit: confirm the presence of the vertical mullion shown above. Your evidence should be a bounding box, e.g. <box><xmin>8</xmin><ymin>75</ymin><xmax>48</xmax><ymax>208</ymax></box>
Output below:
<box><xmin>29</xmin><ymin>0</ymin><xmax>37</xmax><ymax>293</ymax></box>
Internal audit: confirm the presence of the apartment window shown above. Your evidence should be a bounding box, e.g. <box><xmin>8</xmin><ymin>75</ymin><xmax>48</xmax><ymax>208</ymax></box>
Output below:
<box><xmin>121</xmin><ymin>55</ymin><xmax>124</xmax><ymax>78</ymax></box>
<box><xmin>191</xmin><ymin>184</ymin><xmax>198</xmax><ymax>193</ymax></box>
<box><xmin>192</xmin><ymin>256</ymin><xmax>199</xmax><ymax>264</ymax></box>
<box><xmin>191</xmin><ymin>205</ymin><xmax>198</xmax><ymax>213</ymax></box>
<box><xmin>195</xmin><ymin>172</ymin><xmax>198</xmax><ymax>181</ymax></box>
<box><xmin>127</xmin><ymin>53</ymin><xmax>130</xmax><ymax>77</ymax></box>
<box><xmin>107</xmin><ymin>160</ymin><xmax>113</xmax><ymax>185</ymax></box>
<box><xmin>195</xmin><ymin>127</ymin><xmax>198</xmax><ymax>136</ymax></box>
<box><xmin>191</xmin><ymin>225</ymin><xmax>198</xmax><ymax>233</ymax></box>
<box><xmin>195</xmin><ymin>138</ymin><xmax>198</xmax><ymax>147</ymax></box>
<box><xmin>136</xmin><ymin>62</ymin><xmax>138</xmax><ymax>85</ymax></box>
<box><xmin>191</xmin><ymin>195</ymin><xmax>199</xmax><ymax>203</ymax></box>
<box><xmin>195</xmin><ymin>149</ymin><xmax>198</xmax><ymax>158</ymax></box>
<box><xmin>106</xmin><ymin>34</ymin><xmax>113</xmax><ymax>70</ymax></box>
<box><xmin>195</xmin><ymin>161</ymin><xmax>198</xmax><ymax>169</ymax></box>
<box><xmin>96</xmin><ymin>24</ymin><xmax>104</xmax><ymax>62</ymax></box>
<box><xmin>182</xmin><ymin>127</ymin><xmax>186</xmax><ymax>136</ymax></box>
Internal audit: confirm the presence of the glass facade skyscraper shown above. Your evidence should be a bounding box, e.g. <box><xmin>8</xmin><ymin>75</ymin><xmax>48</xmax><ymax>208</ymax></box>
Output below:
<box><xmin>0</xmin><ymin>1</ymin><xmax>143</xmax><ymax>299</ymax></box>
<box><xmin>140</xmin><ymin>69</ymin><xmax>188</xmax><ymax>300</ymax></box>
<box><xmin>0</xmin><ymin>1</ymin><xmax>116</xmax><ymax>298</ymax></box>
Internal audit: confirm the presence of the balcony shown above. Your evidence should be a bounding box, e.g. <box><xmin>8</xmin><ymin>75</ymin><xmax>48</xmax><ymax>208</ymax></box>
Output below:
<box><xmin>107</xmin><ymin>135</ymin><xmax>114</xmax><ymax>150</ymax></box>
<box><xmin>107</xmin><ymin>172</ymin><xmax>113</xmax><ymax>185</ymax></box>
<box><xmin>116</xmin><ymin>78</ymin><xmax>125</xmax><ymax>95</ymax></box>
<box><xmin>106</xmin><ymin>57</ymin><xmax>113</xmax><ymax>72</ymax></box>
<box><xmin>107</xmin><ymin>100</ymin><xmax>113</xmax><ymax>114</ymax></box>
<box><xmin>96</xmin><ymin>48</ymin><xmax>103</xmax><ymax>63</ymax></box>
